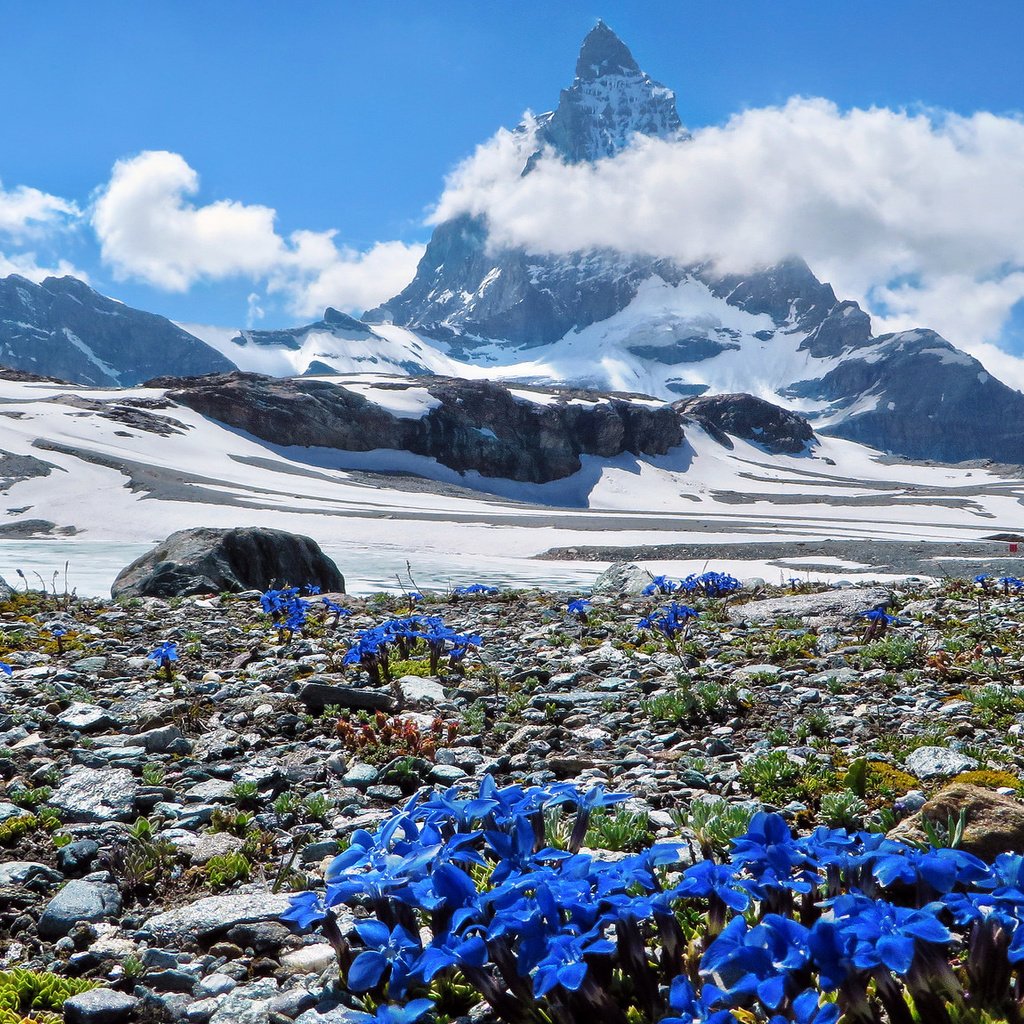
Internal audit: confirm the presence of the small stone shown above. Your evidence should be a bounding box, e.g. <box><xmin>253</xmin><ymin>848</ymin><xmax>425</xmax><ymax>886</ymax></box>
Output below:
<box><xmin>57</xmin><ymin>839</ymin><xmax>100</xmax><ymax>875</ymax></box>
<box><xmin>56</xmin><ymin>702</ymin><xmax>119</xmax><ymax>732</ymax></box>
<box><xmin>0</xmin><ymin>860</ymin><xmax>62</xmax><ymax>886</ymax></box>
<box><xmin>396</xmin><ymin>674</ymin><xmax>446</xmax><ymax>707</ymax></box>
<box><xmin>63</xmin><ymin>988</ymin><xmax>138</xmax><ymax>1024</ymax></box>
<box><xmin>196</xmin><ymin>973</ymin><xmax>237</xmax><ymax>997</ymax></box>
<box><xmin>342</xmin><ymin>763</ymin><xmax>378</xmax><ymax>788</ymax></box>
<box><xmin>278</xmin><ymin>943</ymin><xmax>338</xmax><ymax>976</ymax></box>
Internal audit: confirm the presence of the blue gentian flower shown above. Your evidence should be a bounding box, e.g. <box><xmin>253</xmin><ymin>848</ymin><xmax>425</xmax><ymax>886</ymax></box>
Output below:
<box><xmin>146</xmin><ymin>641</ymin><xmax>178</xmax><ymax>665</ymax></box>
<box><xmin>347</xmin><ymin>921</ymin><xmax>422</xmax><ymax>995</ymax></box>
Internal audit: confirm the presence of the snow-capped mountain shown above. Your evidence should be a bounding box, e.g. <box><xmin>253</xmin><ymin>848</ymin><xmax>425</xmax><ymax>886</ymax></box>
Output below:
<box><xmin>0</xmin><ymin>275</ymin><xmax>233</xmax><ymax>386</ymax></box>
<box><xmin>2</xmin><ymin>21</ymin><xmax>1024</xmax><ymax>468</ymax></box>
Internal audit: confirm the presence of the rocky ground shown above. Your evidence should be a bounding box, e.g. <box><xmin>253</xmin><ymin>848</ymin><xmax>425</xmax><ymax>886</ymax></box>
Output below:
<box><xmin>3</xmin><ymin>566</ymin><xmax>1024</xmax><ymax>1022</ymax></box>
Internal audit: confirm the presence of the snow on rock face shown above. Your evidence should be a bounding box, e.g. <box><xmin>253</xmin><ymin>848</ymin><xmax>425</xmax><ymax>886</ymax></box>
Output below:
<box><xmin>530</xmin><ymin>20</ymin><xmax>686</xmax><ymax>165</ymax></box>
<box><xmin>165</xmin><ymin>372</ymin><xmax>682</xmax><ymax>484</ymax></box>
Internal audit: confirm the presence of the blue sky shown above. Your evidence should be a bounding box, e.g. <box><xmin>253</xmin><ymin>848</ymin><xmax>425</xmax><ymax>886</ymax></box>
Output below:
<box><xmin>1</xmin><ymin>0</ymin><xmax>1023</xmax><ymax>344</ymax></box>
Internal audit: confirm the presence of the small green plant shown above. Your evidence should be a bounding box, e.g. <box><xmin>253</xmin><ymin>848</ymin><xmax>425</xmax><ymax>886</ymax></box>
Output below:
<box><xmin>585</xmin><ymin>808</ymin><xmax>652</xmax><ymax>852</ymax></box>
<box><xmin>0</xmin><ymin>968</ymin><xmax>98</xmax><ymax>1024</ymax></box>
<box><xmin>204</xmin><ymin>851</ymin><xmax>252</xmax><ymax>890</ymax></box>
<box><xmin>674</xmin><ymin>798</ymin><xmax>755</xmax><ymax>860</ymax></box>
<box><xmin>916</xmin><ymin>808</ymin><xmax>969</xmax><ymax>850</ymax></box>
<box><xmin>273</xmin><ymin>792</ymin><xmax>300</xmax><ymax>817</ymax></box>
<box><xmin>820</xmin><ymin>790</ymin><xmax>868</xmax><ymax>830</ymax></box>
<box><xmin>230</xmin><ymin>780</ymin><xmax>260</xmax><ymax>807</ymax></box>
<box><xmin>301</xmin><ymin>793</ymin><xmax>332</xmax><ymax>823</ymax></box>
<box><xmin>0</xmin><ymin>813</ymin><xmax>38</xmax><ymax>846</ymax></box>
<box><xmin>141</xmin><ymin>763</ymin><xmax>165</xmax><ymax>786</ymax></box>
<box><xmin>859</xmin><ymin>635</ymin><xmax>918</xmax><ymax>670</ymax></box>
<box><xmin>9</xmin><ymin>785</ymin><xmax>51</xmax><ymax>809</ymax></box>
<box><xmin>209</xmin><ymin>809</ymin><xmax>255</xmax><ymax>836</ymax></box>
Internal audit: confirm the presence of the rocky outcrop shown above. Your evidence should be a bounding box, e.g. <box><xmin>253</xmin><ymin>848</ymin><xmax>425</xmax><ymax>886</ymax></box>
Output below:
<box><xmin>164</xmin><ymin>373</ymin><xmax>682</xmax><ymax>483</ymax></box>
<box><xmin>889</xmin><ymin>783</ymin><xmax>1024</xmax><ymax>860</ymax></box>
<box><xmin>110</xmin><ymin>526</ymin><xmax>345</xmax><ymax>598</ymax></box>
<box><xmin>0</xmin><ymin>275</ymin><xmax>235</xmax><ymax>386</ymax></box>
<box><xmin>676</xmin><ymin>393</ymin><xmax>816</xmax><ymax>454</ymax></box>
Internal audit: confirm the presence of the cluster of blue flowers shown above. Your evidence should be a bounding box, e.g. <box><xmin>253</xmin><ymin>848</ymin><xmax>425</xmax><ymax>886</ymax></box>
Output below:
<box><xmin>643</xmin><ymin>572</ymin><xmax>742</xmax><ymax>599</ymax></box>
<box><xmin>975</xmin><ymin>574</ymin><xmax>1024</xmax><ymax>595</ymax></box>
<box><xmin>260</xmin><ymin>586</ymin><xmax>311</xmax><ymax>636</ymax></box>
<box><xmin>343</xmin><ymin>615</ymin><xmax>481</xmax><ymax>683</ymax></box>
<box><xmin>452</xmin><ymin>584</ymin><xmax>500</xmax><ymax>598</ymax></box>
<box><xmin>638</xmin><ymin>602</ymin><xmax>699</xmax><ymax>640</ymax></box>
<box><xmin>284</xmin><ymin>776</ymin><xmax>1024</xmax><ymax>1024</ymax></box>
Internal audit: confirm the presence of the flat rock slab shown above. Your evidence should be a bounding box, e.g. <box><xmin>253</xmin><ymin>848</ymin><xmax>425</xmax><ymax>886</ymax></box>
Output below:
<box><xmin>396</xmin><ymin>674</ymin><xmax>447</xmax><ymax>707</ymax></box>
<box><xmin>64</xmin><ymin>988</ymin><xmax>139</xmax><ymax>1024</ymax></box>
<box><xmin>729</xmin><ymin>586</ymin><xmax>893</xmax><ymax>626</ymax></box>
<box><xmin>906</xmin><ymin>746</ymin><xmax>979</xmax><ymax>780</ymax></box>
<box><xmin>56</xmin><ymin>702</ymin><xmax>120</xmax><ymax>732</ymax></box>
<box><xmin>144</xmin><ymin>891</ymin><xmax>295</xmax><ymax>942</ymax></box>
<box><xmin>297</xmin><ymin>681</ymin><xmax>392</xmax><ymax>714</ymax></box>
<box><xmin>50</xmin><ymin>766</ymin><xmax>139</xmax><ymax>823</ymax></box>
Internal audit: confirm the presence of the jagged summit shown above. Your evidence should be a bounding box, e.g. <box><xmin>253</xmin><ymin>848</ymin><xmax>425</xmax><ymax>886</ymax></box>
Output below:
<box><xmin>574</xmin><ymin>20</ymin><xmax>641</xmax><ymax>81</ymax></box>
<box><xmin>533</xmin><ymin>20</ymin><xmax>685</xmax><ymax>164</ymax></box>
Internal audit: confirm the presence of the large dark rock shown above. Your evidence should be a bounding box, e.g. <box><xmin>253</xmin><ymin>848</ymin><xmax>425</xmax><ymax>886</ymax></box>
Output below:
<box><xmin>165</xmin><ymin>373</ymin><xmax>682</xmax><ymax>484</ymax></box>
<box><xmin>676</xmin><ymin>393</ymin><xmax>816</xmax><ymax>454</ymax></box>
<box><xmin>0</xmin><ymin>274</ymin><xmax>235</xmax><ymax>386</ymax></box>
<box><xmin>111</xmin><ymin>526</ymin><xmax>344</xmax><ymax>598</ymax></box>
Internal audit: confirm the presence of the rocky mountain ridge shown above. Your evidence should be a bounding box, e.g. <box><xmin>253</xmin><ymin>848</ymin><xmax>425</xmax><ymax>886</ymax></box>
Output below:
<box><xmin>0</xmin><ymin>275</ymin><xmax>233</xmax><ymax>387</ymax></box>
<box><xmin>1</xmin><ymin>23</ymin><xmax>1023</xmax><ymax>468</ymax></box>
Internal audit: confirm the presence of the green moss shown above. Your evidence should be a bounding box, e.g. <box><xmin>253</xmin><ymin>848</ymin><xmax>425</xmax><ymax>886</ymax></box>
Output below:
<box><xmin>952</xmin><ymin>769</ymin><xmax>1024</xmax><ymax>792</ymax></box>
<box><xmin>866</xmin><ymin>763</ymin><xmax>919</xmax><ymax>802</ymax></box>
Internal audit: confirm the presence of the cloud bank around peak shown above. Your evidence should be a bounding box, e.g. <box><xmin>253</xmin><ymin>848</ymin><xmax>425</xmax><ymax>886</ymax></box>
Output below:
<box><xmin>432</xmin><ymin>98</ymin><xmax>1024</xmax><ymax>353</ymax></box>
<box><xmin>91</xmin><ymin>150</ymin><xmax>423</xmax><ymax>317</ymax></box>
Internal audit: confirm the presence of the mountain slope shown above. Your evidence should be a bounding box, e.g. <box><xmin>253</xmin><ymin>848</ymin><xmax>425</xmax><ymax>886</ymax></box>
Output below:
<box><xmin>0</xmin><ymin>275</ymin><xmax>235</xmax><ymax>386</ymax></box>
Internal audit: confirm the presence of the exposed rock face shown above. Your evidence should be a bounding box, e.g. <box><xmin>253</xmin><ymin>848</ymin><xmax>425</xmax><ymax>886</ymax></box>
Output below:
<box><xmin>889</xmin><ymin>783</ymin><xmax>1024</xmax><ymax>860</ymax></box>
<box><xmin>110</xmin><ymin>526</ymin><xmax>345</xmax><ymax>598</ymax></box>
<box><xmin>0</xmin><ymin>275</ymin><xmax>234</xmax><ymax>386</ymax></box>
<box><xmin>365</xmin><ymin>22</ymin><xmax>687</xmax><ymax>348</ymax></box>
<box><xmin>531</xmin><ymin>19</ymin><xmax>686</xmax><ymax>165</ymax></box>
<box><xmin>164</xmin><ymin>373</ymin><xmax>683</xmax><ymax>483</ymax></box>
<box><xmin>787</xmin><ymin>329</ymin><xmax>1024</xmax><ymax>463</ymax></box>
<box><xmin>676</xmin><ymin>393</ymin><xmax>816</xmax><ymax>454</ymax></box>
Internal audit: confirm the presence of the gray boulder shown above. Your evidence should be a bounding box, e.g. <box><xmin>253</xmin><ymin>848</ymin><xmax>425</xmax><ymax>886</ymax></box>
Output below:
<box><xmin>110</xmin><ymin>526</ymin><xmax>344</xmax><ymax>598</ymax></box>
<box><xmin>38</xmin><ymin>879</ymin><xmax>122</xmax><ymax>937</ymax></box>
<box><xmin>63</xmin><ymin>988</ymin><xmax>138</xmax><ymax>1024</ymax></box>
<box><xmin>591</xmin><ymin>562</ymin><xmax>654</xmax><ymax>596</ymax></box>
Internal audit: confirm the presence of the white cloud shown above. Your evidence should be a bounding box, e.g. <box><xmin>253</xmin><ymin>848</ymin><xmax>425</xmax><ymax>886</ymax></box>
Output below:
<box><xmin>0</xmin><ymin>181</ymin><xmax>79</xmax><ymax>239</ymax></box>
<box><xmin>0</xmin><ymin>251</ymin><xmax>87</xmax><ymax>284</ymax></box>
<box><xmin>91</xmin><ymin>150</ymin><xmax>421</xmax><ymax>315</ymax></box>
<box><xmin>271</xmin><ymin>235</ymin><xmax>425</xmax><ymax>318</ymax></box>
<box><xmin>432</xmin><ymin>99</ymin><xmax>1024</xmax><ymax>352</ymax></box>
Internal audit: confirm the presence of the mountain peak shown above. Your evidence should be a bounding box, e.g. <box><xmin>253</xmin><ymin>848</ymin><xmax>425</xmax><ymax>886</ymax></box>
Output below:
<box><xmin>531</xmin><ymin>20</ymin><xmax>685</xmax><ymax>164</ymax></box>
<box><xmin>574</xmin><ymin>20</ymin><xmax>640</xmax><ymax>82</ymax></box>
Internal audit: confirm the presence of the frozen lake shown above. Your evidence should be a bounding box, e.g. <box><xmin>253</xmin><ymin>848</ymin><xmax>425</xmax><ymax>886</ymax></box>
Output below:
<box><xmin>0</xmin><ymin>539</ymin><xmax>609</xmax><ymax>598</ymax></box>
